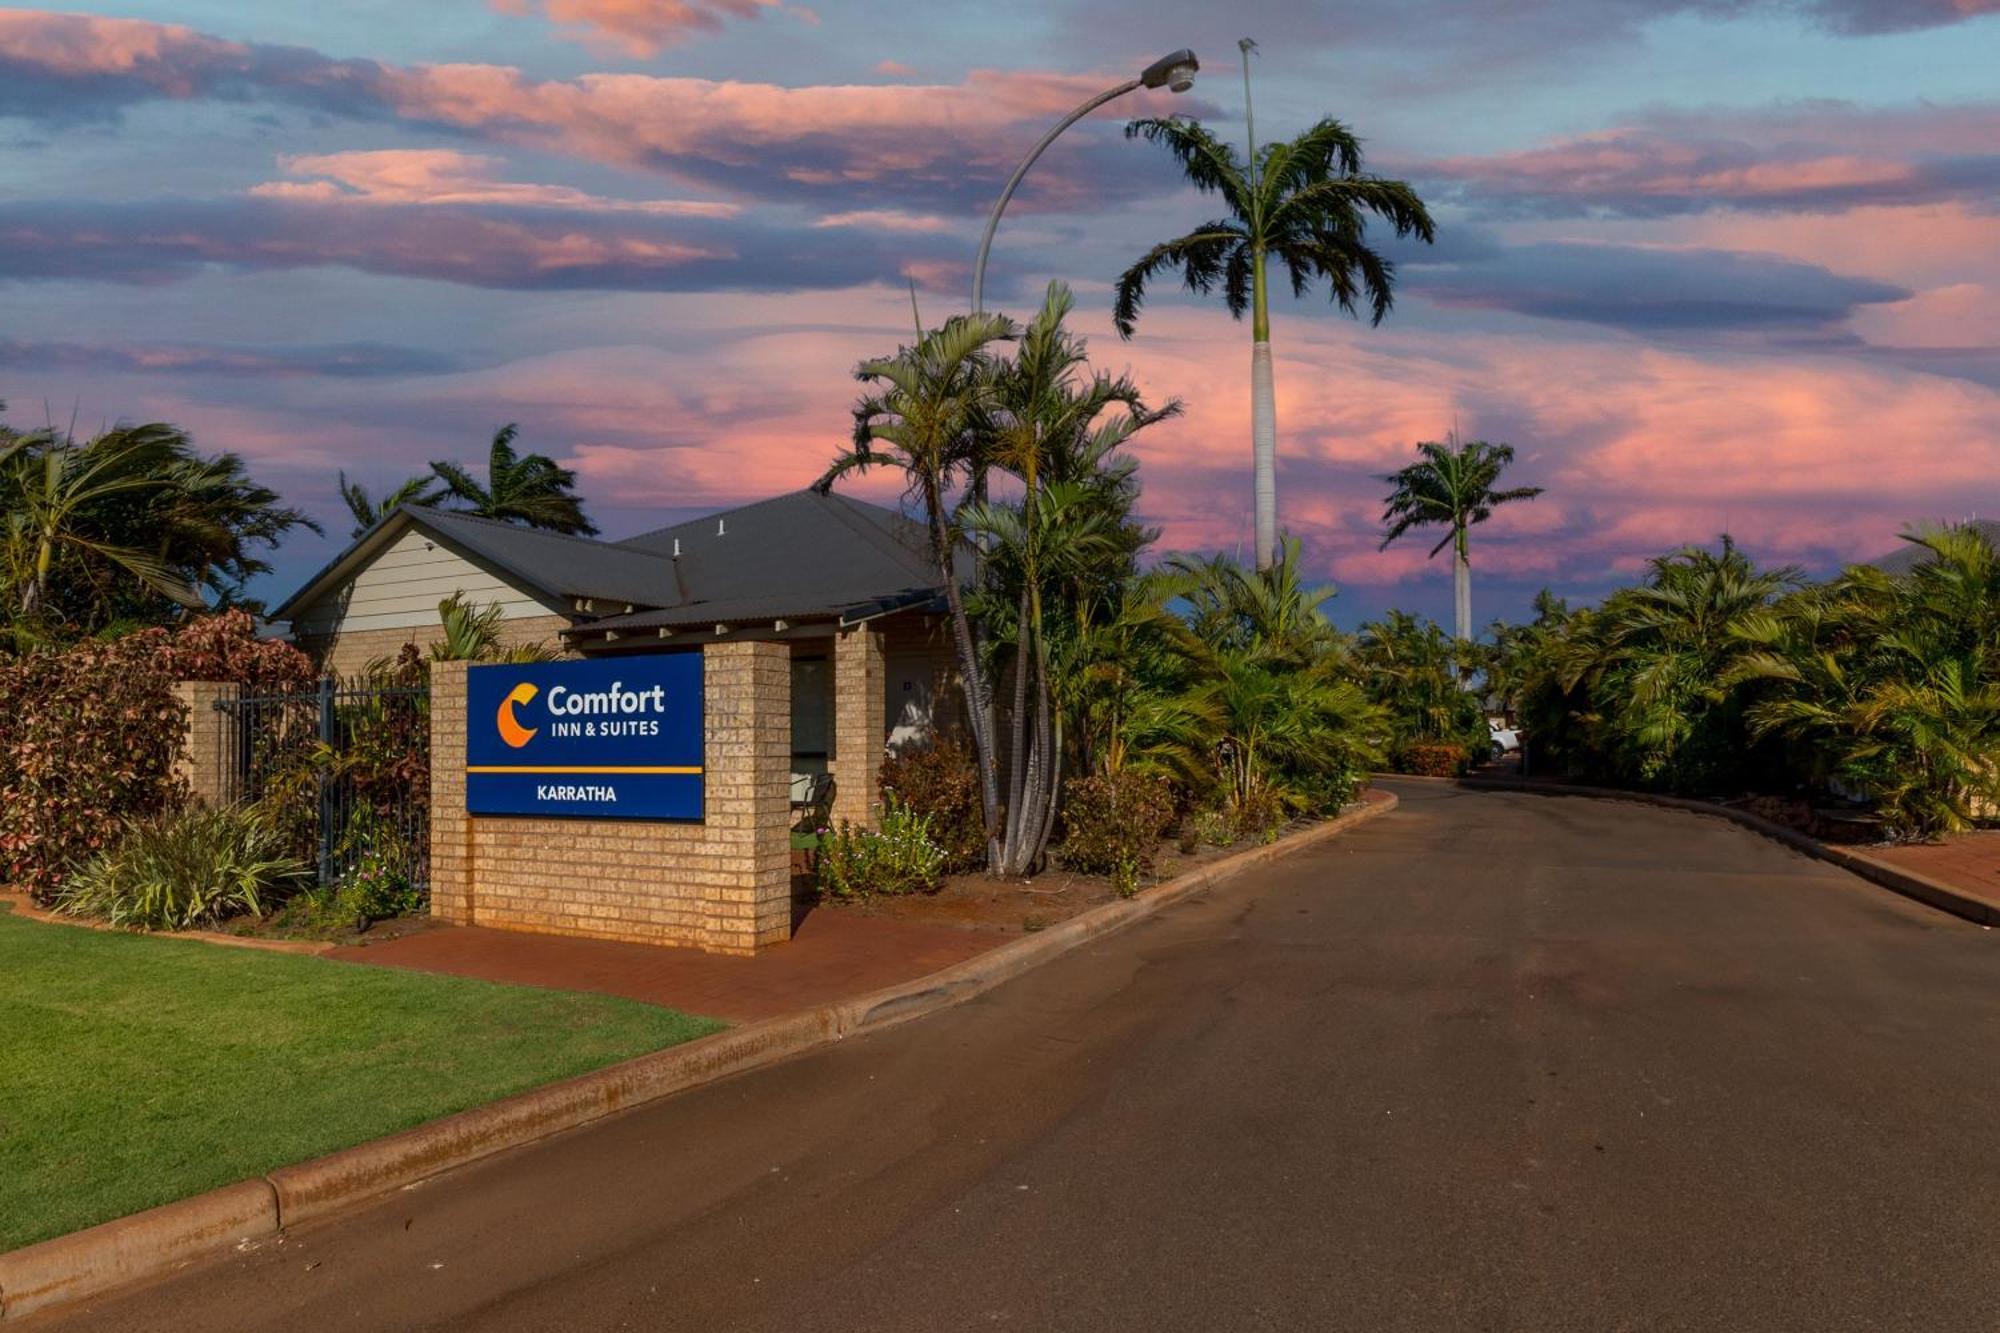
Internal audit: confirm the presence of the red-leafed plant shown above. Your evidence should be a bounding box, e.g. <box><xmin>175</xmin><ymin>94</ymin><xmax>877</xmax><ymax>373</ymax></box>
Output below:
<box><xmin>0</xmin><ymin>611</ymin><xmax>315</xmax><ymax>900</ymax></box>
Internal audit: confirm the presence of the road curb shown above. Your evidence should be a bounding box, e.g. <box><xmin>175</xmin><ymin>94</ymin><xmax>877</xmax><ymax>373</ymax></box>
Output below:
<box><xmin>0</xmin><ymin>790</ymin><xmax>1396</xmax><ymax>1322</ymax></box>
<box><xmin>0</xmin><ymin>1181</ymin><xmax>278</xmax><ymax>1322</ymax></box>
<box><xmin>1457</xmin><ymin>776</ymin><xmax>2000</xmax><ymax>927</ymax></box>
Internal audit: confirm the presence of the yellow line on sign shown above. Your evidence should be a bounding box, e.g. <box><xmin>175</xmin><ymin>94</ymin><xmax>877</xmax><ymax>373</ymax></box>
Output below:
<box><xmin>466</xmin><ymin>765</ymin><xmax>704</xmax><ymax>775</ymax></box>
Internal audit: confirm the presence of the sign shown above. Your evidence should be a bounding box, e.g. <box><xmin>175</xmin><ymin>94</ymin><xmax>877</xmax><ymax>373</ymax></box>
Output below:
<box><xmin>466</xmin><ymin>655</ymin><xmax>704</xmax><ymax>820</ymax></box>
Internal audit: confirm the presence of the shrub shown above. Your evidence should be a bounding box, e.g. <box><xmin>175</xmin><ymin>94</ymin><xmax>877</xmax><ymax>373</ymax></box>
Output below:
<box><xmin>0</xmin><ymin>612</ymin><xmax>315</xmax><ymax>899</ymax></box>
<box><xmin>1231</xmin><ymin>786</ymin><xmax>1288</xmax><ymax>843</ymax></box>
<box><xmin>1395</xmin><ymin>741</ymin><xmax>1471</xmax><ymax>778</ymax></box>
<box><xmin>1058</xmin><ymin>772</ymin><xmax>1175</xmax><ymax>894</ymax></box>
<box><xmin>276</xmin><ymin>856</ymin><xmax>424</xmax><ymax>937</ymax></box>
<box><xmin>1190</xmin><ymin>807</ymin><xmax>1235</xmax><ymax>848</ymax></box>
<box><xmin>815</xmin><ymin>799</ymin><xmax>946</xmax><ymax>899</ymax></box>
<box><xmin>1291</xmin><ymin>766</ymin><xmax>1364</xmax><ymax>816</ymax></box>
<box><xmin>878</xmin><ymin>741</ymin><xmax>984</xmax><ymax>872</ymax></box>
<box><xmin>55</xmin><ymin>804</ymin><xmax>311</xmax><ymax>930</ymax></box>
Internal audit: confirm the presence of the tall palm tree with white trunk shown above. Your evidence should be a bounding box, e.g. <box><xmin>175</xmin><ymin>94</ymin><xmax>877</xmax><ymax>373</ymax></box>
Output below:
<box><xmin>1114</xmin><ymin>39</ymin><xmax>1434</xmax><ymax>569</ymax></box>
<box><xmin>1378</xmin><ymin>436</ymin><xmax>1544</xmax><ymax>643</ymax></box>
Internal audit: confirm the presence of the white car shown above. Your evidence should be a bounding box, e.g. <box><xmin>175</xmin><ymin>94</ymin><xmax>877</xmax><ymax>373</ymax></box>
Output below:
<box><xmin>1488</xmin><ymin>719</ymin><xmax>1522</xmax><ymax>759</ymax></box>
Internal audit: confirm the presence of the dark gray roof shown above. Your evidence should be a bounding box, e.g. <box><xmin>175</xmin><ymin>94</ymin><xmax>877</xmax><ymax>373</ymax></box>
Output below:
<box><xmin>615</xmin><ymin>490</ymin><xmax>949</xmax><ymax>605</ymax></box>
<box><xmin>274</xmin><ymin>488</ymin><xmax>958</xmax><ymax>630</ymax></box>
<box><xmin>1866</xmin><ymin>520</ymin><xmax>2000</xmax><ymax>576</ymax></box>
<box><xmin>415</xmin><ymin>510</ymin><xmax>678</xmax><ymax>608</ymax></box>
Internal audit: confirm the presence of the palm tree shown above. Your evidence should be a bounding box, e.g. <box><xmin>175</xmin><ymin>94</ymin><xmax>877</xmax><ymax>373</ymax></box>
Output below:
<box><xmin>430</xmin><ymin>592</ymin><xmax>556</xmax><ymax>663</ymax></box>
<box><xmin>0</xmin><ymin>425</ymin><xmax>206</xmax><ymax>623</ymax></box>
<box><xmin>1166</xmin><ymin>535</ymin><xmax>1342</xmax><ymax>664</ymax></box>
<box><xmin>962</xmin><ymin>283</ymin><xmax>1179</xmax><ymax>874</ymax></box>
<box><xmin>1378</xmin><ymin>436</ymin><xmax>1543</xmax><ymax>643</ymax></box>
<box><xmin>430</xmin><ymin>424</ymin><xmax>597</xmax><ymax>535</ymax></box>
<box><xmin>339</xmin><ymin>472</ymin><xmax>440</xmax><ymax>539</ymax></box>
<box><xmin>1114</xmin><ymin>46</ymin><xmax>1434</xmax><ymax>570</ymax></box>
<box><xmin>820</xmin><ymin>309</ymin><xmax>1017</xmax><ymax>866</ymax></box>
<box><xmin>1735</xmin><ymin>526</ymin><xmax>2000</xmax><ymax>837</ymax></box>
<box><xmin>1575</xmin><ymin>539</ymin><xmax>1795</xmax><ymax>790</ymax></box>
<box><xmin>1354</xmin><ymin>609</ymin><xmax>1485</xmax><ymax>752</ymax></box>
<box><xmin>1166</xmin><ymin>540</ymin><xmax>1383</xmax><ymax>819</ymax></box>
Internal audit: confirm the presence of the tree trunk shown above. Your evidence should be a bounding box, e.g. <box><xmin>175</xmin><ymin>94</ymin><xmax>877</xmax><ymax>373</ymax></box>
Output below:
<box><xmin>1249</xmin><ymin>245</ymin><xmax>1277</xmax><ymax>571</ymax></box>
<box><xmin>926</xmin><ymin>482</ymin><xmax>1000</xmax><ymax>867</ymax></box>
<box><xmin>1453</xmin><ymin>544</ymin><xmax>1472</xmax><ymax>644</ymax></box>
<box><xmin>1251</xmin><ymin>341</ymin><xmax>1278</xmax><ymax>570</ymax></box>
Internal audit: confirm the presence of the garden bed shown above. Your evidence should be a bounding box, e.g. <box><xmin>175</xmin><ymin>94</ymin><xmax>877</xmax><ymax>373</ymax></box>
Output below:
<box><xmin>818</xmin><ymin>822</ymin><xmax>1316</xmax><ymax>935</ymax></box>
<box><xmin>0</xmin><ymin>903</ymin><xmax>720</xmax><ymax>1251</ymax></box>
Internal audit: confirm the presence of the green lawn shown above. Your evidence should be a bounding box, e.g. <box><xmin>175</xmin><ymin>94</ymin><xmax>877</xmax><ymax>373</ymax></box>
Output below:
<box><xmin>0</xmin><ymin>907</ymin><xmax>723</xmax><ymax>1250</ymax></box>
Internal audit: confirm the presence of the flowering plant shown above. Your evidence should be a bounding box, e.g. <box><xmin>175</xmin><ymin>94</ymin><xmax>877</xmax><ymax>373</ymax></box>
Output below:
<box><xmin>814</xmin><ymin>796</ymin><xmax>946</xmax><ymax>899</ymax></box>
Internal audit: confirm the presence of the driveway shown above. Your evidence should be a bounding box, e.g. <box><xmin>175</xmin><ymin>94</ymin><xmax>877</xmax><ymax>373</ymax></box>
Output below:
<box><xmin>53</xmin><ymin>781</ymin><xmax>2000</xmax><ymax>1331</ymax></box>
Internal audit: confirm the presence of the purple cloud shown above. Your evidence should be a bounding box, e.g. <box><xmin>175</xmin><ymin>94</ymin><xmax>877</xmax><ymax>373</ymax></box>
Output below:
<box><xmin>0</xmin><ymin>338</ymin><xmax>462</xmax><ymax>377</ymax></box>
<box><xmin>1415</xmin><ymin>242</ymin><xmax>1912</xmax><ymax>332</ymax></box>
<box><xmin>0</xmin><ymin>195</ymin><xmax>962</xmax><ymax>292</ymax></box>
<box><xmin>1422</xmin><ymin>102</ymin><xmax>2000</xmax><ymax>218</ymax></box>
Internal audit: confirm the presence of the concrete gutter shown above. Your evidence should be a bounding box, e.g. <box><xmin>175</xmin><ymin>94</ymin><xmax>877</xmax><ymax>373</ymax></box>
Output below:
<box><xmin>1458</xmin><ymin>775</ymin><xmax>2000</xmax><ymax>928</ymax></box>
<box><xmin>0</xmin><ymin>792</ymin><xmax>1396</xmax><ymax>1322</ymax></box>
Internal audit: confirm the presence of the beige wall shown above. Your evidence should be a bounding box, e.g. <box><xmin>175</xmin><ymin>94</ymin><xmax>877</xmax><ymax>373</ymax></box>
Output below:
<box><xmin>290</xmin><ymin>525</ymin><xmax>571</xmax><ymax>677</ymax></box>
<box><xmin>882</xmin><ymin>613</ymin><xmax>961</xmax><ymax>740</ymax></box>
<box><xmin>429</xmin><ymin>642</ymin><xmax>793</xmax><ymax>955</ymax></box>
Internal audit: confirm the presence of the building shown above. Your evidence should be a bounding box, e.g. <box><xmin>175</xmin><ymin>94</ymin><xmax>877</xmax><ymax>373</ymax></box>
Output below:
<box><xmin>273</xmin><ymin>488</ymin><xmax>964</xmax><ymax>834</ymax></box>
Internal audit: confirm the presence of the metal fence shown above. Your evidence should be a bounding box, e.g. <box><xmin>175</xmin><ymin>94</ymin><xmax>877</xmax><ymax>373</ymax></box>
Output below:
<box><xmin>216</xmin><ymin>679</ymin><xmax>431</xmax><ymax>890</ymax></box>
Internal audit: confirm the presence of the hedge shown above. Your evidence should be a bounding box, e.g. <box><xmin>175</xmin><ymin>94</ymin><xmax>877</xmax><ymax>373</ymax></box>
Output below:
<box><xmin>0</xmin><ymin>612</ymin><xmax>315</xmax><ymax>899</ymax></box>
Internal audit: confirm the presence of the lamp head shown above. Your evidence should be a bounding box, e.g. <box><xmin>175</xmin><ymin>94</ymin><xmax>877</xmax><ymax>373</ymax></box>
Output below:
<box><xmin>1139</xmin><ymin>49</ymin><xmax>1199</xmax><ymax>93</ymax></box>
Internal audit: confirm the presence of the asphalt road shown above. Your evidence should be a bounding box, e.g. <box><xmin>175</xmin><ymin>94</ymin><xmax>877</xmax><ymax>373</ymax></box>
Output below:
<box><xmin>49</xmin><ymin>781</ymin><xmax>2000</xmax><ymax>1331</ymax></box>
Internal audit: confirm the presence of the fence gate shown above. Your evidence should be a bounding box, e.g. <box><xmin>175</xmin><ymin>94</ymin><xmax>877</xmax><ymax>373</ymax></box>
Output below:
<box><xmin>215</xmin><ymin>679</ymin><xmax>431</xmax><ymax>891</ymax></box>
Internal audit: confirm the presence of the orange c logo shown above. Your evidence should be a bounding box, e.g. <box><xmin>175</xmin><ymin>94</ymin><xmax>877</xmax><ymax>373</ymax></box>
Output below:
<box><xmin>497</xmin><ymin>682</ymin><xmax>539</xmax><ymax>748</ymax></box>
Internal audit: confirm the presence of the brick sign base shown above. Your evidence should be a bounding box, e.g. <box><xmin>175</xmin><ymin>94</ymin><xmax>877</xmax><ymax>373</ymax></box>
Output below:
<box><xmin>429</xmin><ymin>643</ymin><xmax>792</xmax><ymax>956</ymax></box>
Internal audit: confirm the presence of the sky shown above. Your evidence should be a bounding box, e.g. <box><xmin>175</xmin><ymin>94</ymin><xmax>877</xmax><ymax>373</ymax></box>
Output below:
<box><xmin>1</xmin><ymin>1</ymin><xmax>1997</xmax><ymax>629</ymax></box>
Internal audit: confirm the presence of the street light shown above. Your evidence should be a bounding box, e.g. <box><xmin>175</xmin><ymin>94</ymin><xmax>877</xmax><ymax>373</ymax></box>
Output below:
<box><xmin>970</xmin><ymin>48</ymin><xmax>1198</xmax><ymax>313</ymax></box>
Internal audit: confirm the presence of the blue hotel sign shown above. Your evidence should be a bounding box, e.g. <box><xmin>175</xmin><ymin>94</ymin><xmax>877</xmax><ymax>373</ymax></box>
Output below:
<box><xmin>466</xmin><ymin>655</ymin><xmax>704</xmax><ymax>820</ymax></box>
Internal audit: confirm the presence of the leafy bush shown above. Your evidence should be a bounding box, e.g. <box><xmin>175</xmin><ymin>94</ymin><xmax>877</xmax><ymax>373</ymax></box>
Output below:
<box><xmin>1395</xmin><ymin>742</ymin><xmax>1471</xmax><ymax>778</ymax></box>
<box><xmin>1190</xmin><ymin>807</ymin><xmax>1235</xmax><ymax>847</ymax></box>
<box><xmin>55</xmin><ymin>804</ymin><xmax>310</xmax><ymax>930</ymax></box>
<box><xmin>878</xmin><ymin>741</ymin><xmax>984</xmax><ymax>872</ymax></box>
<box><xmin>1058</xmin><ymin>772</ymin><xmax>1174</xmax><ymax>893</ymax></box>
<box><xmin>815</xmin><ymin>799</ymin><xmax>947</xmax><ymax>899</ymax></box>
<box><xmin>1230</xmin><ymin>786</ymin><xmax>1289</xmax><ymax>843</ymax></box>
<box><xmin>274</xmin><ymin>858</ymin><xmax>424</xmax><ymax>937</ymax></box>
<box><xmin>0</xmin><ymin>612</ymin><xmax>314</xmax><ymax>899</ymax></box>
<box><xmin>1290</xmin><ymin>766</ymin><xmax>1364</xmax><ymax>816</ymax></box>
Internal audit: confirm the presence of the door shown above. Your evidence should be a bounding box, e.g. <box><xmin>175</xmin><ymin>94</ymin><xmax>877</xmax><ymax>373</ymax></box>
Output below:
<box><xmin>885</xmin><ymin>654</ymin><xmax>934</xmax><ymax>754</ymax></box>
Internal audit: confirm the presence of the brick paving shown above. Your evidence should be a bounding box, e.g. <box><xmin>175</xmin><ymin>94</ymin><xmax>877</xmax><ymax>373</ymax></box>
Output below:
<box><xmin>1867</xmin><ymin>833</ymin><xmax>2000</xmax><ymax>909</ymax></box>
<box><xmin>326</xmin><ymin>907</ymin><xmax>1001</xmax><ymax>1022</ymax></box>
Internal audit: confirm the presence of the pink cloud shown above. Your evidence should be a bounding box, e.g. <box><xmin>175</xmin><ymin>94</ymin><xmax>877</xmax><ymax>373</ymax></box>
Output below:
<box><xmin>0</xmin><ymin>10</ymin><xmax>1192</xmax><ymax>210</ymax></box>
<box><xmin>0</xmin><ymin>8</ymin><xmax>240</xmax><ymax>86</ymax></box>
<box><xmin>1434</xmin><ymin>131</ymin><xmax>1919</xmax><ymax>206</ymax></box>
<box><xmin>371</xmin><ymin>62</ymin><xmax>1182</xmax><ymax>194</ymax></box>
<box><xmin>815</xmin><ymin>209</ymin><xmax>955</xmax><ymax>233</ymax></box>
<box><xmin>250</xmin><ymin>149</ymin><xmax>739</xmax><ymax>216</ymax></box>
<box><xmin>491</xmin><ymin>0</ymin><xmax>817</xmax><ymax>58</ymax></box>
<box><xmin>1427</xmin><ymin>102</ymin><xmax>2000</xmax><ymax>217</ymax></box>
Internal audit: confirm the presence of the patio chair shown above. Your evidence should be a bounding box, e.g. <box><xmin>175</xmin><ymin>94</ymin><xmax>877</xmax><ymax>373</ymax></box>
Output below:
<box><xmin>791</xmin><ymin>773</ymin><xmax>836</xmax><ymax>851</ymax></box>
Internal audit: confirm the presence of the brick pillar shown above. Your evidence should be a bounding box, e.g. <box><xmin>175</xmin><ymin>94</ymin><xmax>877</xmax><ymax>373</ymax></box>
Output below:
<box><xmin>831</xmin><ymin>626</ymin><xmax>885</xmax><ymax>830</ymax></box>
<box><xmin>700</xmin><ymin>640</ymin><xmax>793</xmax><ymax>953</ymax></box>
<box><xmin>173</xmin><ymin>681</ymin><xmax>241</xmax><ymax>808</ymax></box>
<box><xmin>428</xmin><ymin>660</ymin><xmax>473</xmax><ymax>924</ymax></box>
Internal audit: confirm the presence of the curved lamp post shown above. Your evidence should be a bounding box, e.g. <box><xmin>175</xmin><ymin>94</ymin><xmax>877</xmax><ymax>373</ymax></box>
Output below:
<box><xmin>970</xmin><ymin>48</ymin><xmax>1198</xmax><ymax>313</ymax></box>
